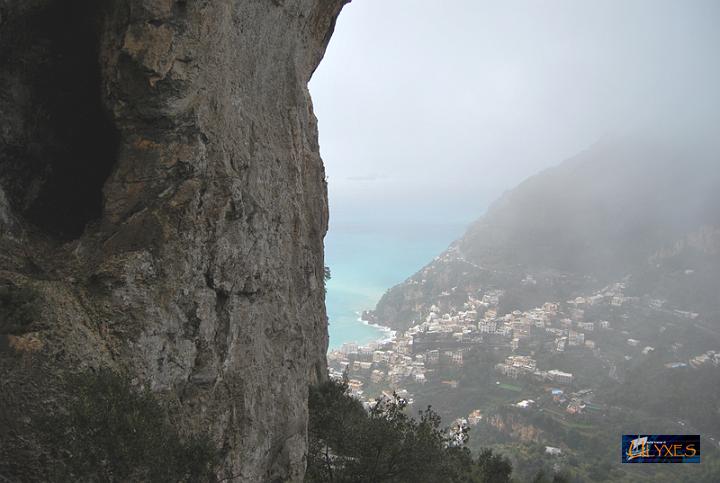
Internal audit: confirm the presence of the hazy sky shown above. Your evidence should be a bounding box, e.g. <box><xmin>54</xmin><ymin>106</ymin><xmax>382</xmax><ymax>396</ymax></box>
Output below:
<box><xmin>310</xmin><ymin>0</ymin><xmax>720</xmax><ymax>224</ymax></box>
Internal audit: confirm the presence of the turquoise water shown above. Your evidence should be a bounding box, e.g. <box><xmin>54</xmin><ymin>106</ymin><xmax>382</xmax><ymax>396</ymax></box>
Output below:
<box><xmin>325</xmin><ymin>220</ymin><xmax>467</xmax><ymax>350</ymax></box>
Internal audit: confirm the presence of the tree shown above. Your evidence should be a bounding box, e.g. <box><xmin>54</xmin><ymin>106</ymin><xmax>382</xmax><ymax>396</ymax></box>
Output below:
<box><xmin>467</xmin><ymin>449</ymin><xmax>513</xmax><ymax>483</ymax></box>
<box><xmin>306</xmin><ymin>379</ymin><xmax>513</xmax><ymax>482</ymax></box>
<box><xmin>531</xmin><ymin>469</ymin><xmax>570</xmax><ymax>483</ymax></box>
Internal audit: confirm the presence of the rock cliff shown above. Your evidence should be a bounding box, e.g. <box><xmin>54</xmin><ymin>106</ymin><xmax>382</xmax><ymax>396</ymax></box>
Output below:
<box><xmin>0</xmin><ymin>0</ymin><xmax>346</xmax><ymax>480</ymax></box>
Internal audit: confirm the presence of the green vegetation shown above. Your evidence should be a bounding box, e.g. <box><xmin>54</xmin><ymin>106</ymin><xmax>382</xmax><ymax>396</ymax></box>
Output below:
<box><xmin>468</xmin><ymin>399</ymin><xmax>720</xmax><ymax>482</ymax></box>
<box><xmin>607</xmin><ymin>348</ymin><xmax>720</xmax><ymax>435</ymax></box>
<box><xmin>306</xmin><ymin>378</ymin><xmax>513</xmax><ymax>482</ymax></box>
<box><xmin>400</xmin><ymin>340</ymin><xmax>720</xmax><ymax>482</ymax></box>
<box><xmin>44</xmin><ymin>368</ymin><xmax>218</xmax><ymax>482</ymax></box>
<box><xmin>498</xmin><ymin>383</ymin><xmax>523</xmax><ymax>392</ymax></box>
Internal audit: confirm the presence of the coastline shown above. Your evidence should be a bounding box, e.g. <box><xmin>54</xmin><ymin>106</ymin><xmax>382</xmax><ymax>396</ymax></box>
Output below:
<box><xmin>323</xmin><ymin>219</ymin><xmax>468</xmax><ymax>353</ymax></box>
<box><xmin>357</xmin><ymin>313</ymin><xmax>397</xmax><ymax>345</ymax></box>
<box><xmin>327</xmin><ymin>310</ymin><xmax>397</xmax><ymax>354</ymax></box>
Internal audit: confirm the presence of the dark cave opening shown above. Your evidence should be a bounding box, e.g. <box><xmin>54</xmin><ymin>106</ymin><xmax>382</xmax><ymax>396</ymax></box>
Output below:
<box><xmin>0</xmin><ymin>1</ymin><xmax>119</xmax><ymax>240</ymax></box>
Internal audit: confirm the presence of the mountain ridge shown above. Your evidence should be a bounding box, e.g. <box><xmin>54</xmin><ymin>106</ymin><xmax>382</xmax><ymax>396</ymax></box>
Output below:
<box><xmin>372</xmin><ymin>134</ymin><xmax>720</xmax><ymax>331</ymax></box>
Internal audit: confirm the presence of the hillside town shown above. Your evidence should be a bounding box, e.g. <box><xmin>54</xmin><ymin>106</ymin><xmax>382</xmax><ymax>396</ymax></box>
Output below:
<box><xmin>328</xmin><ymin>276</ymin><xmax>718</xmax><ymax>427</ymax></box>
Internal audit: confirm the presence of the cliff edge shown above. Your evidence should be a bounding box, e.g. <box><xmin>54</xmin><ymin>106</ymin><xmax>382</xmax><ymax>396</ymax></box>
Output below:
<box><xmin>0</xmin><ymin>0</ymin><xmax>346</xmax><ymax>480</ymax></box>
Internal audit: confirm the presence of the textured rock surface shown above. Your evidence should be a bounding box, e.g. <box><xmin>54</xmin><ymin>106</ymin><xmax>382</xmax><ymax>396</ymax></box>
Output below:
<box><xmin>0</xmin><ymin>0</ymin><xmax>346</xmax><ymax>480</ymax></box>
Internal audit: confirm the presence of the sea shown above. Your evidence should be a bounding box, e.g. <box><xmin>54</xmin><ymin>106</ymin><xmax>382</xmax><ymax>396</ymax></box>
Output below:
<box><xmin>325</xmin><ymin>218</ymin><xmax>468</xmax><ymax>351</ymax></box>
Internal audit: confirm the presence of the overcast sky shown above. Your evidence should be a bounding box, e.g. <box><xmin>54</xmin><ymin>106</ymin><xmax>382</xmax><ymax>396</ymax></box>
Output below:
<box><xmin>309</xmin><ymin>0</ymin><xmax>720</xmax><ymax>225</ymax></box>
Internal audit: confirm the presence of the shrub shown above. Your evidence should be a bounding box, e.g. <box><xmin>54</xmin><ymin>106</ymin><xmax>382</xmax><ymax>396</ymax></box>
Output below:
<box><xmin>306</xmin><ymin>379</ymin><xmax>512</xmax><ymax>483</ymax></box>
<box><xmin>44</xmin><ymin>368</ymin><xmax>219</xmax><ymax>482</ymax></box>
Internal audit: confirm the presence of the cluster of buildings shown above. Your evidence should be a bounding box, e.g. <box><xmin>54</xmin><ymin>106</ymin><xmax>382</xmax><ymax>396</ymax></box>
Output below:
<box><xmin>551</xmin><ymin>388</ymin><xmax>602</xmax><ymax>416</ymax></box>
<box><xmin>494</xmin><ymin>355</ymin><xmax>574</xmax><ymax>384</ymax></box>
<box><xmin>329</xmin><ymin>272</ymin><xmax>712</xmax><ymax>414</ymax></box>
<box><xmin>328</xmin><ymin>335</ymin><xmax>427</xmax><ymax>403</ymax></box>
<box><xmin>689</xmin><ymin>350</ymin><xmax>720</xmax><ymax>368</ymax></box>
<box><xmin>329</xmin><ymin>281</ymin><xmax>608</xmax><ymax>402</ymax></box>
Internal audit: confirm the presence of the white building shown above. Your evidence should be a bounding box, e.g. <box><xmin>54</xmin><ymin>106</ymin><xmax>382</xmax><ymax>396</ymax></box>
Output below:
<box><xmin>547</xmin><ymin>369</ymin><xmax>573</xmax><ymax>384</ymax></box>
<box><xmin>468</xmin><ymin>410</ymin><xmax>483</xmax><ymax>426</ymax></box>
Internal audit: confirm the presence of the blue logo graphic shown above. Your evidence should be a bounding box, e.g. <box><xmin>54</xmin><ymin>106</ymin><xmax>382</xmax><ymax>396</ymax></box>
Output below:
<box><xmin>622</xmin><ymin>435</ymin><xmax>700</xmax><ymax>463</ymax></box>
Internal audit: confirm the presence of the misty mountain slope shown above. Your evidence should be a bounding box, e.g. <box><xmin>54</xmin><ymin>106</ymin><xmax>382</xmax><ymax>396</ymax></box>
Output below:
<box><xmin>462</xmin><ymin>137</ymin><xmax>719</xmax><ymax>274</ymax></box>
<box><xmin>372</xmin><ymin>136</ymin><xmax>720</xmax><ymax>330</ymax></box>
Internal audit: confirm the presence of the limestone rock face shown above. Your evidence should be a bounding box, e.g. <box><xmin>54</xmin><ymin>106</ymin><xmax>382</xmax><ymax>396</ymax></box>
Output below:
<box><xmin>0</xmin><ymin>0</ymin><xmax>346</xmax><ymax>480</ymax></box>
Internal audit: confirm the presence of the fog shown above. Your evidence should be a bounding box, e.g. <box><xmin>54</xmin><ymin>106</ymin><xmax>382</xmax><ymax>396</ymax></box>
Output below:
<box><xmin>310</xmin><ymin>0</ymin><xmax>720</xmax><ymax>225</ymax></box>
<box><xmin>203</xmin><ymin>2</ymin><xmax>720</xmax><ymax>477</ymax></box>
